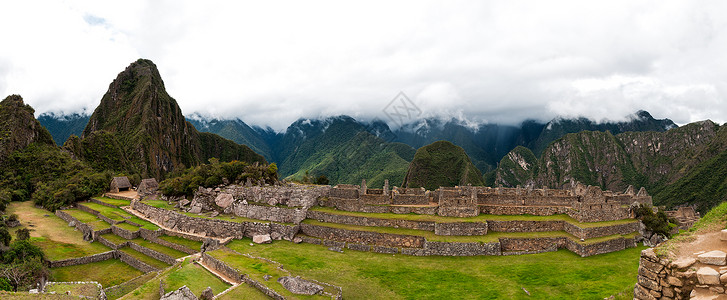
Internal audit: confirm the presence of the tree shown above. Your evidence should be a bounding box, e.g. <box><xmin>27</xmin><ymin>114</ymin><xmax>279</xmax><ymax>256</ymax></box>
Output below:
<box><xmin>15</xmin><ymin>228</ymin><xmax>30</xmax><ymax>241</ymax></box>
<box><xmin>0</xmin><ymin>277</ymin><xmax>12</xmax><ymax>291</ymax></box>
<box><xmin>0</xmin><ymin>227</ymin><xmax>10</xmax><ymax>246</ymax></box>
<box><xmin>0</xmin><ymin>256</ymin><xmax>46</xmax><ymax>291</ymax></box>
<box><xmin>315</xmin><ymin>175</ymin><xmax>329</xmax><ymax>185</ymax></box>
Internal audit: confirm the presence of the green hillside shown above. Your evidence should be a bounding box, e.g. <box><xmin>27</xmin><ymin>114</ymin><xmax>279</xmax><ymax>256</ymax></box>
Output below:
<box><xmin>403</xmin><ymin>141</ymin><xmax>484</xmax><ymax>190</ymax></box>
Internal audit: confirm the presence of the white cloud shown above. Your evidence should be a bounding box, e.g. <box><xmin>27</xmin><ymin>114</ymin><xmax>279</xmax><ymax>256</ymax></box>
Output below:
<box><xmin>0</xmin><ymin>0</ymin><xmax>726</xmax><ymax>130</ymax></box>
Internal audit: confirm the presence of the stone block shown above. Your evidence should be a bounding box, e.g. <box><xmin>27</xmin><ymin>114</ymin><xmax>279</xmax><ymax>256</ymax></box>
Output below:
<box><xmin>721</xmin><ymin>229</ymin><xmax>727</xmax><ymax>241</ymax></box>
<box><xmin>697</xmin><ymin>267</ymin><xmax>720</xmax><ymax>285</ymax></box>
<box><xmin>639</xmin><ymin>266</ymin><xmax>659</xmax><ymax>281</ymax></box>
<box><xmin>640</xmin><ymin>257</ymin><xmax>665</xmax><ymax>273</ymax></box>
<box><xmin>698</xmin><ymin>250</ymin><xmax>727</xmax><ymax>266</ymax></box>
<box><xmin>252</xmin><ymin>234</ymin><xmax>272</xmax><ymax>244</ymax></box>
<box><xmin>722</xmin><ymin>273</ymin><xmax>727</xmax><ymax>284</ymax></box>
<box><xmin>638</xmin><ymin>275</ymin><xmax>661</xmax><ymax>291</ymax></box>
<box><xmin>710</xmin><ymin>286</ymin><xmax>725</xmax><ymax>293</ymax></box>
<box><xmin>642</xmin><ymin>248</ymin><xmax>658</xmax><ymax>261</ymax></box>
<box><xmin>633</xmin><ymin>284</ymin><xmax>657</xmax><ymax>300</ymax></box>
<box><xmin>666</xmin><ymin>276</ymin><xmax>683</xmax><ymax>287</ymax></box>
<box><xmin>662</xmin><ymin>287</ymin><xmax>674</xmax><ymax>298</ymax></box>
<box><xmin>670</xmin><ymin>257</ymin><xmax>696</xmax><ymax>270</ymax></box>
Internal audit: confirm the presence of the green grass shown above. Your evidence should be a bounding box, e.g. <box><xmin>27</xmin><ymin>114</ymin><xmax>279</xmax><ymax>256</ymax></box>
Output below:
<box><xmin>162</xmin><ymin>259</ymin><xmax>231</xmax><ymax>296</ymax></box>
<box><xmin>127</xmin><ymin>216</ymin><xmax>160</xmax><ymax>230</ymax></box>
<box><xmin>79</xmin><ymin>202</ymin><xmax>133</xmax><ymax>221</ymax></box>
<box><xmin>157</xmin><ymin>235</ymin><xmax>203</xmax><ymax>252</ymax></box>
<box><xmin>32</xmin><ymin>237</ymin><xmax>111</xmax><ymax>261</ymax></box>
<box><xmin>224</xmin><ymin>238</ymin><xmax>645</xmax><ymax>300</ymax></box>
<box><xmin>64</xmin><ymin>209</ymin><xmax>102</xmax><ymax>224</ymax></box>
<box><xmin>310</xmin><ymin>206</ymin><xmax>637</xmax><ymax>228</ymax></box>
<box><xmin>0</xmin><ymin>291</ymin><xmax>77</xmax><ymax>299</ymax></box>
<box><xmin>217</xmin><ymin>284</ymin><xmax>270</xmax><ymax>300</ymax></box>
<box><xmin>119</xmin><ymin>247</ymin><xmax>171</xmax><ymax>270</ymax></box>
<box><xmin>93</xmin><ymin>197</ymin><xmax>132</xmax><ymax>207</ymax></box>
<box><xmin>50</xmin><ymin>259</ymin><xmax>144</xmax><ymax>287</ymax></box>
<box><xmin>131</xmin><ymin>238</ymin><xmax>188</xmax><ymax>258</ymax></box>
<box><xmin>44</xmin><ymin>282</ymin><xmax>100</xmax><ymax>298</ymax></box>
<box><xmin>114</xmin><ymin>222</ymin><xmax>141</xmax><ymax>232</ymax></box>
<box><xmin>99</xmin><ymin>233</ymin><xmax>128</xmax><ymax>245</ymax></box>
<box><xmin>104</xmin><ymin>272</ymin><xmax>158</xmax><ymax>300</ymax></box>
<box><xmin>208</xmin><ymin>248</ymin><xmax>331</xmax><ymax>299</ymax></box>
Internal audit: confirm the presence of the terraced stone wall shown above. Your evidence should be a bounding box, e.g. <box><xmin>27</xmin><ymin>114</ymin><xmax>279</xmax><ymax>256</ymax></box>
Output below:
<box><xmin>111</xmin><ymin>225</ymin><xmax>140</xmax><ymax>239</ymax></box>
<box><xmin>306</xmin><ymin>210</ymin><xmax>434</xmax><ymax>231</ymax></box>
<box><xmin>128</xmin><ymin>242</ymin><xmax>177</xmax><ymax>265</ymax></box>
<box><xmin>433</xmin><ymin>222</ymin><xmax>488</xmax><ymax>236</ymax></box>
<box><xmin>300</xmin><ymin>223</ymin><xmax>425</xmax><ymax>248</ymax></box>
<box><xmin>633</xmin><ymin>248</ymin><xmax>696</xmax><ymax>300</ymax></box>
<box><xmin>55</xmin><ymin>210</ymin><xmax>95</xmax><ymax>241</ymax></box>
<box><xmin>480</xmin><ymin>205</ymin><xmax>572</xmax><ymax>216</ymax></box>
<box><xmin>117</xmin><ymin>250</ymin><xmax>157</xmax><ymax>273</ymax></box>
<box><xmin>48</xmin><ymin>251</ymin><xmax>116</xmax><ymax>268</ymax></box>
<box><xmin>230</xmin><ymin>203</ymin><xmax>306</xmax><ymax>223</ymax></box>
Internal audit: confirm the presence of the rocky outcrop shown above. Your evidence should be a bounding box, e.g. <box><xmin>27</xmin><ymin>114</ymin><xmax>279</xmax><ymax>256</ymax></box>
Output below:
<box><xmin>277</xmin><ymin>276</ymin><xmax>323</xmax><ymax>295</ymax></box>
<box><xmin>160</xmin><ymin>286</ymin><xmax>198</xmax><ymax>300</ymax></box>
<box><xmin>0</xmin><ymin>95</ymin><xmax>55</xmax><ymax>163</ymax></box>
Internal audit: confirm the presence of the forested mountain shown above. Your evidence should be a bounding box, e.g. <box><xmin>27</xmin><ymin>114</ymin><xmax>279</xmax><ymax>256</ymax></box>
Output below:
<box><xmin>402</xmin><ymin>141</ymin><xmax>484</xmax><ymax>190</ymax></box>
<box><xmin>37</xmin><ymin>113</ymin><xmax>89</xmax><ymax>146</ymax></box>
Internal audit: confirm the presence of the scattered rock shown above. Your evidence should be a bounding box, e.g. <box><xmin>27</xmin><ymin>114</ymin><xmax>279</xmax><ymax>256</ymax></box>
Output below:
<box><xmin>252</xmin><ymin>234</ymin><xmax>272</xmax><ymax>244</ymax></box>
<box><xmin>649</xmin><ymin>234</ymin><xmax>667</xmax><ymax>246</ymax></box>
<box><xmin>697</xmin><ymin>267</ymin><xmax>720</xmax><ymax>285</ymax></box>
<box><xmin>328</xmin><ymin>247</ymin><xmax>343</xmax><ymax>253</ymax></box>
<box><xmin>671</xmin><ymin>257</ymin><xmax>696</xmax><ymax>270</ymax></box>
<box><xmin>214</xmin><ymin>193</ymin><xmax>234</xmax><ymax>208</ymax></box>
<box><xmin>200</xmin><ymin>287</ymin><xmax>213</xmax><ymax>300</ymax></box>
<box><xmin>209</xmin><ymin>211</ymin><xmax>219</xmax><ymax>218</ymax></box>
<box><xmin>188</xmin><ymin>206</ymin><xmax>202</xmax><ymax>214</ymax></box>
<box><xmin>263</xmin><ymin>274</ymin><xmax>271</xmax><ymax>281</ymax></box>
<box><xmin>201</xmin><ymin>238</ymin><xmax>220</xmax><ymax>252</ymax></box>
<box><xmin>179</xmin><ymin>199</ymin><xmax>191</xmax><ymax>207</ymax></box>
<box><xmin>270</xmin><ymin>232</ymin><xmax>282</xmax><ymax>240</ymax></box>
<box><xmin>293</xmin><ymin>237</ymin><xmax>303</xmax><ymax>244</ymax></box>
<box><xmin>68</xmin><ymin>221</ymin><xmax>76</xmax><ymax>227</ymax></box>
<box><xmin>697</xmin><ymin>250</ymin><xmax>727</xmax><ymax>266</ymax></box>
<box><xmin>277</xmin><ymin>276</ymin><xmax>324</xmax><ymax>295</ymax></box>
<box><xmin>161</xmin><ymin>285</ymin><xmax>198</xmax><ymax>300</ymax></box>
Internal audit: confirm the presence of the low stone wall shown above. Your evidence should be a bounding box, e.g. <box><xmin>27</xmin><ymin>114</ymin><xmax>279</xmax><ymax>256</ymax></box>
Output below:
<box><xmin>97</xmin><ymin>235</ymin><xmax>125</xmax><ymax>250</ymax></box>
<box><xmin>111</xmin><ymin>225</ymin><xmax>140</xmax><ymax>240</ymax></box>
<box><xmin>200</xmin><ymin>253</ymin><xmax>285</xmax><ymax>300</ymax></box>
<box><xmin>437</xmin><ymin>206</ymin><xmax>479</xmax><ymax>217</ymax></box>
<box><xmin>307</xmin><ymin>210</ymin><xmax>434</xmax><ymax>231</ymax></box>
<box><xmin>487</xmin><ymin>220</ymin><xmax>563</xmax><ymax>233</ymax></box>
<box><xmin>479</xmin><ymin>205</ymin><xmax>572</xmax><ymax>216</ymax></box>
<box><xmin>565</xmin><ymin>238</ymin><xmax>629</xmax><ymax>257</ymax></box>
<box><xmin>147</xmin><ymin>236</ymin><xmax>197</xmax><ymax>255</ymax></box>
<box><xmin>161</xmin><ymin>229</ymin><xmax>205</xmax><ymax>242</ymax></box>
<box><xmin>231</xmin><ymin>203</ymin><xmax>307</xmax><ymax>224</ymax></box>
<box><xmin>320</xmin><ymin>198</ymin><xmax>439</xmax><ymax>215</ymax></box>
<box><xmin>434</xmin><ymin>222</ymin><xmax>488</xmax><ymax>236</ymax></box>
<box><xmin>563</xmin><ymin>221</ymin><xmax>639</xmax><ymax>240</ymax></box>
<box><xmin>128</xmin><ymin>242</ymin><xmax>177</xmax><ymax>265</ymax></box>
<box><xmin>570</xmin><ymin>205</ymin><xmax>630</xmax><ymax>223</ymax></box>
<box><xmin>55</xmin><ymin>210</ymin><xmax>95</xmax><ymax>241</ymax></box>
<box><xmin>300</xmin><ymin>223</ymin><xmax>425</xmax><ymax>248</ymax></box>
<box><xmin>500</xmin><ymin>237</ymin><xmax>567</xmax><ymax>252</ymax></box>
<box><xmin>48</xmin><ymin>251</ymin><xmax>116</xmax><ymax>268</ymax></box>
<box><xmin>78</xmin><ymin>203</ymin><xmax>119</xmax><ymax>225</ymax></box>
<box><xmin>392</xmin><ymin>194</ymin><xmax>429</xmax><ymax>205</ymax></box>
<box><xmin>89</xmin><ymin>198</ymin><xmax>119</xmax><ymax>208</ymax></box>
<box><xmin>117</xmin><ymin>250</ymin><xmax>158</xmax><ymax>273</ymax></box>
<box><xmin>139</xmin><ymin>228</ymin><xmax>161</xmax><ymax>240</ymax></box>
<box><xmin>633</xmin><ymin>248</ymin><xmax>697</xmax><ymax>300</ymax></box>
<box><xmin>403</xmin><ymin>241</ymin><xmax>501</xmax><ymax>256</ymax></box>
<box><xmin>361</xmin><ymin>194</ymin><xmax>390</xmax><ymax>205</ymax></box>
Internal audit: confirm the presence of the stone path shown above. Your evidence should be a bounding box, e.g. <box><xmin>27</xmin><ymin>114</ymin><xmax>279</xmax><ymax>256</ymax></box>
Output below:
<box><xmin>675</xmin><ymin>230</ymin><xmax>727</xmax><ymax>299</ymax></box>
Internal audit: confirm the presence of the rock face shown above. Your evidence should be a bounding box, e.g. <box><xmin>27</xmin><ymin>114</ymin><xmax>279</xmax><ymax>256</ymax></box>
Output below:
<box><xmin>0</xmin><ymin>95</ymin><xmax>55</xmax><ymax>164</ymax></box>
<box><xmin>697</xmin><ymin>267</ymin><xmax>721</xmax><ymax>285</ymax></box>
<box><xmin>80</xmin><ymin>59</ymin><xmax>266</xmax><ymax>178</ymax></box>
<box><xmin>252</xmin><ymin>234</ymin><xmax>272</xmax><ymax>244</ymax></box>
<box><xmin>277</xmin><ymin>276</ymin><xmax>324</xmax><ymax>295</ymax></box>
<box><xmin>214</xmin><ymin>193</ymin><xmax>234</xmax><ymax>208</ymax></box>
<box><xmin>698</xmin><ymin>250</ymin><xmax>727</xmax><ymax>266</ymax></box>
<box><xmin>160</xmin><ymin>285</ymin><xmax>198</xmax><ymax>300</ymax></box>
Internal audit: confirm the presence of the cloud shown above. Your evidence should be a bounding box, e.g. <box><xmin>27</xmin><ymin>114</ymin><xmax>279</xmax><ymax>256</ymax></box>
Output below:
<box><xmin>0</xmin><ymin>0</ymin><xmax>726</xmax><ymax>130</ymax></box>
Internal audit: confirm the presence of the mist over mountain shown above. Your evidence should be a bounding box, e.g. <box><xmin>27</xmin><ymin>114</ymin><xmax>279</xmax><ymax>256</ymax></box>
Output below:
<box><xmin>37</xmin><ymin>112</ymin><xmax>90</xmax><ymax>146</ymax></box>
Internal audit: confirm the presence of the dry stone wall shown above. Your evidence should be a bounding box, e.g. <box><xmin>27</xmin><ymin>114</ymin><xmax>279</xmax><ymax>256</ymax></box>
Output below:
<box><xmin>230</xmin><ymin>203</ymin><xmax>306</xmax><ymax>224</ymax></box>
<box><xmin>48</xmin><ymin>251</ymin><xmax>116</xmax><ymax>268</ymax></box>
<box><xmin>433</xmin><ymin>222</ymin><xmax>488</xmax><ymax>236</ymax></box>
<box><xmin>300</xmin><ymin>223</ymin><xmax>425</xmax><ymax>248</ymax></box>
<box><xmin>128</xmin><ymin>242</ymin><xmax>177</xmax><ymax>265</ymax></box>
<box><xmin>111</xmin><ymin>225</ymin><xmax>140</xmax><ymax>239</ymax></box>
<box><xmin>634</xmin><ymin>248</ymin><xmax>697</xmax><ymax>300</ymax></box>
<box><xmin>117</xmin><ymin>250</ymin><xmax>157</xmax><ymax>273</ymax></box>
<box><xmin>307</xmin><ymin>210</ymin><xmax>434</xmax><ymax>231</ymax></box>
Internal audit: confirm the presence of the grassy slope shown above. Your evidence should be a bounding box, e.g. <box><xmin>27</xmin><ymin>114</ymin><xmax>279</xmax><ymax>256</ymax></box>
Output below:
<box><xmin>225</xmin><ymin>238</ymin><xmax>644</xmax><ymax>300</ymax></box>
<box><xmin>6</xmin><ymin>201</ymin><xmax>111</xmax><ymax>261</ymax></box>
<box><xmin>158</xmin><ymin>235</ymin><xmax>203</xmax><ymax>251</ymax></box>
<box><xmin>50</xmin><ymin>259</ymin><xmax>144</xmax><ymax>288</ymax></box>
<box><xmin>403</xmin><ymin>141</ymin><xmax>485</xmax><ymax>190</ymax></box>
<box><xmin>120</xmin><ymin>259</ymin><xmax>230</xmax><ymax>300</ymax></box>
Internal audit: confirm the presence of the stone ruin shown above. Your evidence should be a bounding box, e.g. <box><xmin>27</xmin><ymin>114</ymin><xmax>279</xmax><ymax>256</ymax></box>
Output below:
<box><xmin>666</xmin><ymin>206</ymin><xmax>701</xmax><ymax>230</ymax></box>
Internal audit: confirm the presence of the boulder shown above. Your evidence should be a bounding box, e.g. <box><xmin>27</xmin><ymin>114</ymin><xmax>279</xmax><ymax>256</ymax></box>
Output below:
<box><xmin>277</xmin><ymin>276</ymin><xmax>324</xmax><ymax>295</ymax></box>
<box><xmin>188</xmin><ymin>206</ymin><xmax>202</xmax><ymax>214</ymax></box>
<box><xmin>253</xmin><ymin>234</ymin><xmax>272</xmax><ymax>244</ymax></box>
<box><xmin>200</xmin><ymin>287</ymin><xmax>213</xmax><ymax>300</ymax></box>
<box><xmin>201</xmin><ymin>238</ymin><xmax>220</xmax><ymax>252</ymax></box>
<box><xmin>697</xmin><ymin>267</ymin><xmax>720</xmax><ymax>285</ymax></box>
<box><xmin>179</xmin><ymin>199</ymin><xmax>191</xmax><ymax>207</ymax></box>
<box><xmin>214</xmin><ymin>193</ymin><xmax>235</xmax><ymax>208</ymax></box>
<box><xmin>161</xmin><ymin>285</ymin><xmax>198</xmax><ymax>300</ymax></box>
<box><xmin>671</xmin><ymin>257</ymin><xmax>696</xmax><ymax>270</ymax></box>
<box><xmin>697</xmin><ymin>250</ymin><xmax>727</xmax><ymax>266</ymax></box>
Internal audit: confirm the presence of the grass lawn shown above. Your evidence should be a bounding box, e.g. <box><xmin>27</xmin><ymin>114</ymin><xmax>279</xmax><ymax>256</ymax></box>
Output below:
<box><xmin>80</xmin><ymin>202</ymin><xmax>133</xmax><ymax>220</ymax></box>
<box><xmin>50</xmin><ymin>259</ymin><xmax>144</xmax><ymax>287</ymax></box>
<box><xmin>119</xmin><ymin>247</ymin><xmax>171</xmax><ymax>270</ymax></box>
<box><xmin>114</xmin><ymin>222</ymin><xmax>141</xmax><ymax>231</ymax></box>
<box><xmin>208</xmin><ymin>248</ymin><xmax>331</xmax><ymax>299</ymax></box>
<box><xmin>63</xmin><ymin>209</ymin><xmax>101</xmax><ymax>223</ymax></box>
<box><xmin>0</xmin><ymin>291</ymin><xmax>77</xmax><ymax>299</ymax></box>
<box><xmin>100</xmin><ymin>233</ymin><xmax>128</xmax><ymax>245</ymax></box>
<box><xmin>127</xmin><ymin>216</ymin><xmax>160</xmax><ymax>230</ymax></box>
<box><xmin>130</xmin><ymin>238</ymin><xmax>188</xmax><ymax>258</ymax></box>
<box><xmin>217</xmin><ymin>284</ymin><xmax>270</xmax><ymax>300</ymax></box>
<box><xmin>162</xmin><ymin>259</ymin><xmax>231</xmax><ymax>296</ymax></box>
<box><xmin>44</xmin><ymin>282</ymin><xmax>100</xmax><ymax>298</ymax></box>
<box><xmin>157</xmin><ymin>235</ymin><xmax>203</xmax><ymax>251</ymax></box>
<box><xmin>5</xmin><ymin>202</ymin><xmax>111</xmax><ymax>261</ymax></box>
<box><xmin>105</xmin><ymin>272</ymin><xmax>158</xmax><ymax>300</ymax></box>
<box><xmin>310</xmin><ymin>206</ymin><xmax>637</xmax><ymax>228</ymax></box>
<box><xmin>93</xmin><ymin>197</ymin><xmax>132</xmax><ymax>207</ymax></box>
<box><xmin>224</xmin><ymin>238</ymin><xmax>644</xmax><ymax>300</ymax></box>
<box><xmin>120</xmin><ymin>258</ymin><xmax>230</xmax><ymax>300</ymax></box>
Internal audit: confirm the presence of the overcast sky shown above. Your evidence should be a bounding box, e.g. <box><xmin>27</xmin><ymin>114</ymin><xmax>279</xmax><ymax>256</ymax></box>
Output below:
<box><xmin>1</xmin><ymin>1</ymin><xmax>726</xmax><ymax>131</ymax></box>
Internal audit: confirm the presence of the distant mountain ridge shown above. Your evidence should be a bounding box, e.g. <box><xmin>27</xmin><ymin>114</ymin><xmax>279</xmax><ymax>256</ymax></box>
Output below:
<box><xmin>38</xmin><ymin>112</ymin><xmax>89</xmax><ymax>146</ymax></box>
<box><xmin>186</xmin><ymin>110</ymin><xmax>676</xmax><ymax>187</ymax></box>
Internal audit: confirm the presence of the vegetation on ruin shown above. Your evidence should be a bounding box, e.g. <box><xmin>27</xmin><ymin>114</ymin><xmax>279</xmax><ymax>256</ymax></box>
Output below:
<box><xmin>633</xmin><ymin>204</ymin><xmax>676</xmax><ymax>237</ymax></box>
<box><xmin>120</xmin><ymin>258</ymin><xmax>230</xmax><ymax>300</ymax></box>
<box><xmin>159</xmin><ymin>159</ymin><xmax>278</xmax><ymax>197</ymax></box>
<box><xmin>43</xmin><ymin>282</ymin><xmax>100</xmax><ymax>298</ymax></box>
<box><xmin>655</xmin><ymin>201</ymin><xmax>727</xmax><ymax>257</ymax></box>
<box><xmin>157</xmin><ymin>235</ymin><xmax>202</xmax><ymax>252</ymax></box>
<box><xmin>223</xmin><ymin>238</ymin><xmax>645</xmax><ymax>299</ymax></box>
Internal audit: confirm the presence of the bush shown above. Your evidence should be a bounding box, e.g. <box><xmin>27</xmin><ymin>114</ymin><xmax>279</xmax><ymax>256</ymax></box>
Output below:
<box><xmin>15</xmin><ymin>228</ymin><xmax>29</xmax><ymax>241</ymax></box>
<box><xmin>160</xmin><ymin>160</ymin><xmax>279</xmax><ymax>197</ymax></box>
<box><xmin>0</xmin><ymin>227</ymin><xmax>10</xmax><ymax>247</ymax></box>
<box><xmin>315</xmin><ymin>175</ymin><xmax>329</xmax><ymax>185</ymax></box>
<box><xmin>0</xmin><ymin>277</ymin><xmax>11</xmax><ymax>291</ymax></box>
<box><xmin>635</xmin><ymin>204</ymin><xmax>675</xmax><ymax>237</ymax></box>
